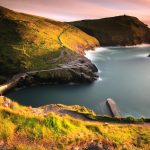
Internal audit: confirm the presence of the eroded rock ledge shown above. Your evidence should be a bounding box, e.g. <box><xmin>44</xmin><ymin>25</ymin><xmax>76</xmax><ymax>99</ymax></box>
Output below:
<box><xmin>25</xmin><ymin>57</ymin><xmax>98</xmax><ymax>85</ymax></box>
<box><xmin>0</xmin><ymin>57</ymin><xmax>98</xmax><ymax>94</ymax></box>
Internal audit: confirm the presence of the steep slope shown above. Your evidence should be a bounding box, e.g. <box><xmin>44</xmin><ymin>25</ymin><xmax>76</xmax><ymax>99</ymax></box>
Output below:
<box><xmin>0</xmin><ymin>6</ymin><xmax>99</xmax><ymax>82</ymax></box>
<box><xmin>70</xmin><ymin>15</ymin><xmax>150</xmax><ymax>46</ymax></box>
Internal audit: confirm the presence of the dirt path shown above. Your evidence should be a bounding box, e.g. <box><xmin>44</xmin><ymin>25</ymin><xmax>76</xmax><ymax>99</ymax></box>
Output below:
<box><xmin>58</xmin><ymin>26</ymin><xmax>72</xmax><ymax>47</ymax></box>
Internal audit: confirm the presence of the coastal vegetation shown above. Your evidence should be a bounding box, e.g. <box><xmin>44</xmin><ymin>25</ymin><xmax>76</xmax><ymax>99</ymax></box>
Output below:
<box><xmin>0</xmin><ymin>96</ymin><xmax>150</xmax><ymax>149</ymax></box>
<box><xmin>0</xmin><ymin>6</ymin><xmax>99</xmax><ymax>81</ymax></box>
<box><xmin>0</xmin><ymin>6</ymin><xmax>150</xmax><ymax>150</ymax></box>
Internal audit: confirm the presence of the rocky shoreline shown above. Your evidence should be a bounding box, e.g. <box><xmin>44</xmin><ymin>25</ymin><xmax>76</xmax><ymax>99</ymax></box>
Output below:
<box><xmin>0</xmin><ymin>56</ymin><xmax>98</xmax><ymax>94</ymax></box>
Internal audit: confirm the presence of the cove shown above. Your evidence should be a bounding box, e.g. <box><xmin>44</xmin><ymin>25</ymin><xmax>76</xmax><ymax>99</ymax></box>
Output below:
<box><xmin>7</xmin><ymin>46</ymin><xmax>150</xmax><ymax>117</ymax></box>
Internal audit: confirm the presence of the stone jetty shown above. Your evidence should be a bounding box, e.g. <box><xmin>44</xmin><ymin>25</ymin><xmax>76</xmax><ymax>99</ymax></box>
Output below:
<box><xmin>106</xmin><ymin>98</ymin><xmax>122</xmax><ymax>117</ymax></box>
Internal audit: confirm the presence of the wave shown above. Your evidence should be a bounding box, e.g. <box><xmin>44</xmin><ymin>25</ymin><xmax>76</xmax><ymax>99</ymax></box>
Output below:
<box><xmin>136</xmin><ymin>53</ymin><xmax>149</xmax><ymax>58</ymax></box>
<box><xmin>97</xmin><ymin>77</ymin><xmax>102</xmax><ymax>81</ymax></box>
<box><xmin>95</xmin><ymin>70</ymin><xmax>102</xmax><ymax>82</ymax></box>
<box><xmin>85</xmin><ymin>47</ymin><xmax>109</xmax><ymax>54</ymax></box>
<box><xmin>125</xmin><ymin>43</ymin><xmax>150</xmax><ymax>48</ymax></box>
<box><xmin>85</xmin><ymin>43</ymin><xmax>150</xmax><ymax>58</ymax></box>
<box><xmin>85</xmin><ymin>47</ymin><xmax>109</xmax><ymax>59</ymax></box>
<box><xmin>94</xmin><ymin>47</ymin><xmax>109</xmax><ymax>52</ymax></box>
<box><xmin>104</xmin><ymin>43</ymin><xmax>150</xmax><ymax>49</ymax></box>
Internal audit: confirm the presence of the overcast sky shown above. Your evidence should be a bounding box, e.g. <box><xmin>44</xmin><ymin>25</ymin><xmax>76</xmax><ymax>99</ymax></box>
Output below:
<box><xmin>0</xmin><ymin>0</ymin><xmax>150</xmax><ymax>26</ymax></box>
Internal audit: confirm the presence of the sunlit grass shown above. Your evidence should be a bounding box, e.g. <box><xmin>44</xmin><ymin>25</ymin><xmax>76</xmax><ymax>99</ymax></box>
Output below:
<box><xmin>0</xmin><ymin>96</ymin><xmax>149</xmax><ymax>149</ymax></box>
<box><xmin>0</xmin><ymin>6</ymin><xmax>99</xmax><ymax>76</ymax></box>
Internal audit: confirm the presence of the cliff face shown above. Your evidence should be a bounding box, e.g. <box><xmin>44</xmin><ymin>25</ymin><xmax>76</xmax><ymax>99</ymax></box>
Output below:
<box><xmin>69</xmin><ymin>15</ymin><xmax>150</xmax><ymax>46</ymax></box>
<box><xmin>0</xmin><ymin>6</ymin><xmax>99</xmax><ymax>83</ymax></box>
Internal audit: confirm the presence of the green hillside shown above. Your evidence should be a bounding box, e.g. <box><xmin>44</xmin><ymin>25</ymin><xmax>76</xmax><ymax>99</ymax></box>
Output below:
<box><xmin>70</xmin><ymin>15</ymin><xmax>150</xmax><ymax>46</ymax></box>
<box><xmin>0</xmin><ymin>6</ymin><xmax>99</xmax><ymax>77</ymax></box>
<box><xmin>0</xmin><ymin>96</ymin><xmax>150</xmax><ymax>149</ymax></box>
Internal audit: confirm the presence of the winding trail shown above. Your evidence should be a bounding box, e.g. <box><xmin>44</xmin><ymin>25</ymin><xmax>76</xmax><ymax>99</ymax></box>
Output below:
<box><xmin>0</xmin><ymin>26</ymin><xmax>74</xmax><ymax>94</ymax></box>
<box><xmin>57</xmin><ymin>25</ymin><xmax>72</xmax><ymax>47</ymax></box>
<box><xmin>51</xmin><ymin>26</ymin><xmax>73</xmax><ymax>63</ymax></box>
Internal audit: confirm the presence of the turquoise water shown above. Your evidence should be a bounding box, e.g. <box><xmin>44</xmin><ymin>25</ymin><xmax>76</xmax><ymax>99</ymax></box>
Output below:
<box><xmin>7</xmin><ymin>46</ymin><xmax>150</xmax><ymax>117</ymax></box>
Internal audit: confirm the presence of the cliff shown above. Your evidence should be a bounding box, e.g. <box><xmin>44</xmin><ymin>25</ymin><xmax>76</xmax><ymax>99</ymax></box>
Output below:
<box><xmin>0</xmin><ymin>6</ymin><xmax>99</xmax><ymax>83</ymax></box>
<box><xmin>1</xmin><ymin>8</ymin><xmax>150</xmax><ymax>149</ymax></box>
<box><xmin>69</xmin><ymin>15</ymin><xmax>150</xmax><ymax>46</ymax></box>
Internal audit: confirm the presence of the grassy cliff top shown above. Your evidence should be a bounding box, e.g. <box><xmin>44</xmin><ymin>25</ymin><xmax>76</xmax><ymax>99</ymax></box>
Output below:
<box><xmin>0</xmin><ymin>6</ymin><xmax>99</xmax><ymax>76</ymax></box>
<box><xmin>70</xmin><ymin>15</ymin><xmax>150</xmax><ymax>46</ymax></box>
<box><xmin>0</xmin><ymin>96</ymin><xmax>150</xmax><ymax>149</ymax></box>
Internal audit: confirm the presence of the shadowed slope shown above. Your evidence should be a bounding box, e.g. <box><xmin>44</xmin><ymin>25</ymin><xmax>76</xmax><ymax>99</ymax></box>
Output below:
<box><xmin>70</xmin><ymin>15</ymin><xmax>150</xmax><ymax>46</ymax></box>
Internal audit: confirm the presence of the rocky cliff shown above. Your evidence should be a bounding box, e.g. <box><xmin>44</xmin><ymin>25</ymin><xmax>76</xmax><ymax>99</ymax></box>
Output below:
<box><xmin>0</xmin><ymin>6</ymin><xmax>99</xmax><ymax>84</ymax></box>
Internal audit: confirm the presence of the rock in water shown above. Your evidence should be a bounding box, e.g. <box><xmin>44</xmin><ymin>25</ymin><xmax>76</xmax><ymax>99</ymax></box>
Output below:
<box><xmin>106</xmin><ymin>98</ymin><xmax>122</xmax><ymax>117</ymax></box>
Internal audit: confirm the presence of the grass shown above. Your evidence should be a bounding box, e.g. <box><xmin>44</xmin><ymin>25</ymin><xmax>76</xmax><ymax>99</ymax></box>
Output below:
<box><xmin>82</xmin><ymin>113</ymin><xmax>150</xmax><ymax>123</ymax></box>
<box><xmin>0</xmin><ymin>6</ymin><xmax>149</xmax><ymax>149</ymax></box>
<box><xmin>0</xmin><ymin>96</ymin><xmax>150</xmax><ymax>149</ymax></box>
<box><xmin>60</xmin><ymin>26</ymin><xmax>98</xmax><ymax>51</ymax></box>
<box><xmin>0</xmin><ymin>6</ymin><xmax>99</xmax><ymax>77</ymax></box>
<box><xmin>0</xmin><ymin>117</ymin><xmax>15</xmax><ymax>143</ymax></box>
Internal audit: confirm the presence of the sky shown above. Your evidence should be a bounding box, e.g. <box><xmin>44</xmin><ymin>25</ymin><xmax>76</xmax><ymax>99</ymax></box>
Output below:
<box><xmin>0</xmin><ymin>0</ymin><xmax>150</xmax><ymax>26</ymax></box>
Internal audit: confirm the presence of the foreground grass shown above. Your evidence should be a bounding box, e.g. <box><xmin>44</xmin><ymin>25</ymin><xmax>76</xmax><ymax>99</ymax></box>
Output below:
<box><xmin>0</xmin><ymin>97</ymin><xmax>150</xmax><ymax>149</ymax></box>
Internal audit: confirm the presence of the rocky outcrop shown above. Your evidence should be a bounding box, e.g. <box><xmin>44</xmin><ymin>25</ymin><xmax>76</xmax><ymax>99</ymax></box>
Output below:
<box><xmin>0</xmin><ymin>6</ymin><xmax>100</xmax><ymax>87</ymax></box>
<box><xmin>0</xmin><ymin>57</ymin><xmax>98</xmax><ymax>94</ymax></box>
<box><xmin>0</xmin><ymin>96</ymin><xmax>95</xmax><ymax>118</ymax></box>
<box><xmin>0</xmin><ymin>6</ymin><xmax>99</xmax><ymax>81</ymax></box>
<box><xmin>0</xmin><ymin>76</ymin><xmax>7</xmax><ymax>85</ymax></box>
<box><xmin>106</xmin><ymin>98</ymin><xmax>122</xmax><ymax>117</ymax></box>
<box><xmin>69</xmin><ymin>15</ymin><xmax>150</xmax><ymax>46</ymax></box>
<box><xmin>33</xmin><ymin>104</ymin><xmax>96</xmax><ymax>119</ymax></box>
<box><xmin>0</xmin><ymin>73</ymin><xmax>27</xmax><ymax>94</ymax></box>
<box><xmin>24</xmin><ymin>57</ymin><xmax>98</xmax><ymax>86</ymax></box>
